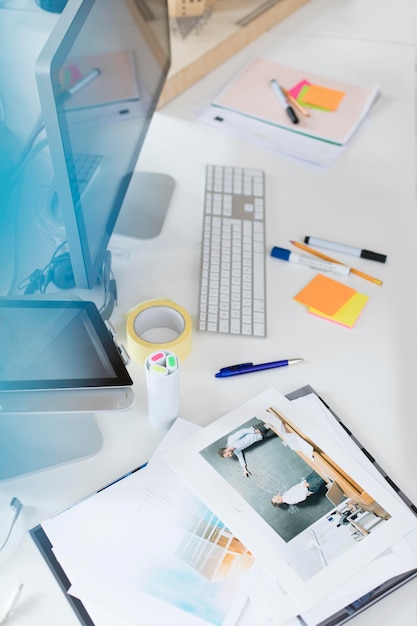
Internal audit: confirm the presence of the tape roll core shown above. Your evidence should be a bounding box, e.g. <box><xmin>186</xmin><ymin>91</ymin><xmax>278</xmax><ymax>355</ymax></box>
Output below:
<box><xmin>126</xmin><ymin>299</ymin><xmax>192</xmax><ymax>363</ymax></box>
<box><xmin>134</xmin><ymin>306</ymin><xmax>185</xmax><ymax>343</ymax></box>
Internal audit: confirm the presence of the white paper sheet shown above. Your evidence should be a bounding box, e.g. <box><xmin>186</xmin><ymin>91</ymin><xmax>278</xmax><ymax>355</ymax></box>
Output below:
<box><xmin>37</xmin><ymin>388</ymin><xmax>417</xmax><ymax>626</ymax></box>
<box><xmin>42</xmin><ymin>419</ymin><xmax>261</xmax><ymax>626</ymax></box>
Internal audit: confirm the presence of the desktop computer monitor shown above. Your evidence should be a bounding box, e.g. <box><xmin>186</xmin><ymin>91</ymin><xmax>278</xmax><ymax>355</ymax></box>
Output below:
<box><xmin>35</xmin><ymin>0</ymin><xmax>173</xmax><ymax>289</ymax></box>
<box><xmin>0</xmin><ymin>0</ymin><xmax>172</xmax><ymax>479</ymax></box>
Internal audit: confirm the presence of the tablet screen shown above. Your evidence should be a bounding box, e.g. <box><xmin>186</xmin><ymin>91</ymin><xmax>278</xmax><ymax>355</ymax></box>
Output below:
<box><xmin>0</xmin><ymin>299</ymin><xmax>133</xmax><ymax>390</ymax></box>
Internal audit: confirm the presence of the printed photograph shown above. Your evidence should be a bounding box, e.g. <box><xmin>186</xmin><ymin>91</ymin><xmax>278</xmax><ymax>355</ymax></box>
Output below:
<box><xmin>199</xmin><ymin>404</ymin><xmax>391</xmax><ymax>581</ymax></box>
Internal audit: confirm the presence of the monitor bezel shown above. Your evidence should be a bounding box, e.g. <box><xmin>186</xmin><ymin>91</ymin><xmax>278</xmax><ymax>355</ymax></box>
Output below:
<box><xmin>36</xmin><ymin>0</ymin><xmax>96</xmax><ymax>289</ymax></box>
<box><xmin>35</xmin><ymin>0</ymin><xmax>171</xmax><ymax>288</ymax></box>
<box><xmin>0</xmin><ymin>298</ymin><xmax>133</xmax><ymax>390</ymax></box>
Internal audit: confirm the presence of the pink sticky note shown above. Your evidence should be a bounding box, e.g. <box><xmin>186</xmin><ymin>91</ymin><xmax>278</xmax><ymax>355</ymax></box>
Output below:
<box><xmin>288</xmin><ymin>79</ymin><xmax>311</xmax><ymax>100</ymax></box>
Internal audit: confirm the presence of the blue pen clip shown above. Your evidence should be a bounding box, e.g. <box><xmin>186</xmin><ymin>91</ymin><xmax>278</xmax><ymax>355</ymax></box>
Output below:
<box><xmin>218</xmin><ymin>362</ymin><xmax>253</xmax><ymax>373</ymax></box>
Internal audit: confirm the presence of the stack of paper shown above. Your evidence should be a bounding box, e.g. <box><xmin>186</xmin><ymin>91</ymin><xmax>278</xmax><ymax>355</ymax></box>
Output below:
<box><xmin>163</xmin><ymin>389</ymin><xmax>417</xmax><ymax>625</ymax></box>
<box><xmin>33</xmin><ymin>422</ymin><xmax>262</xmax><ymax>626</ymax></box>
<box><xmin>31</xmin><ymin>387</ymin><xmax>417</xmax><ymax>626</ymax></box>
<box><xmin>293</xmin><ymin>273</ymin><xmax>368</xmax><ymax>327</ymax></box>
<box><xmin>199</xmin><ymin>58</ymin><xmax>380</xmax><ymax>166</ymax></box>
<box><xmin>212</xmin><ymin>58</ymin><xmax>379</xmax><ymax>146</ymax></box>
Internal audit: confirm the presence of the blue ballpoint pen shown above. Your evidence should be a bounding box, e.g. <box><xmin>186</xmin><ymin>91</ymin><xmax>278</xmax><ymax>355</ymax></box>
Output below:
<box><xmin>215</xmin><ymin>358</ymin><xmax>303</xmax><ymax>378</ymax></box>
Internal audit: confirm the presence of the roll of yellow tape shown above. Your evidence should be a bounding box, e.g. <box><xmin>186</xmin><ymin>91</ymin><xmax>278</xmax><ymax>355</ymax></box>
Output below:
<box><xmin>126</xmin><ymin>299</ymin><xmax>192</xmax><ymax>364</ymax></box>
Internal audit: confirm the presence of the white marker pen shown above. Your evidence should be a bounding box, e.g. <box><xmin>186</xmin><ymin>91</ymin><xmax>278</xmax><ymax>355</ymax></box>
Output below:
<box><xmin>304</xmin><ymin>236</ymin><xmax>387</xmax><ymax>263</ymax></box>
<box><xmin>270</xmin><ymin>79</ymin><xmax>299</xmax><ymax>125</ymax></box>
<box><xmin>271</xmin><ymin>246</ymin><xmax>350</xmax><ymax>276</ymax></box>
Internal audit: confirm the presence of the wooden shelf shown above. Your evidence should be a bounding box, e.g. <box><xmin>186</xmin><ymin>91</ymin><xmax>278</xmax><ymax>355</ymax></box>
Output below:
<box><xmin>159</xmin><ymin>0</ymin><xmax>311</xmax><ymax>107</ymax></box>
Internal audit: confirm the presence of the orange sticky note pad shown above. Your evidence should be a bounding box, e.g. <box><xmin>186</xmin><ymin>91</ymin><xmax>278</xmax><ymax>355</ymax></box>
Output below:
<box><xmin>302</xmin><ymin>84</ymin><xmax>345</xmax><ymax>111</ymax></box>
<box><xmin>293</xmin><ymin>274</ymin><xmax>356</xmax><ymax>316</ymax></box>
<box><xmin>308</xmin><ymin>292</ymin><xmax>369</xmax><ymax>327</ymax></box>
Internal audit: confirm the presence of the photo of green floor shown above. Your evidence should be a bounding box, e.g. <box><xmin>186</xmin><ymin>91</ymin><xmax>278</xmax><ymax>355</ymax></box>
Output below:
<box><xmin>200</xmin><ymin>417</ymin><xmax>334</xmax><ymax>542</ymax></box>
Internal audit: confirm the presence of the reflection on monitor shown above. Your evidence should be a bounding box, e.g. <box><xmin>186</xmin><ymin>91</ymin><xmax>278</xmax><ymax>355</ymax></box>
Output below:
<box><xmin>36</xmin><ymin>0</ymin><xmax>173</xmax><ymax>288</ymax></box>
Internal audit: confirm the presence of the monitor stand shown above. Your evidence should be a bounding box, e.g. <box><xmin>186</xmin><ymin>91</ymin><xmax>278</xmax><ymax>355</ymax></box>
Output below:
<box><xmin>114</xmin><ymin>171</ymin><xmax>175</xmax><ymax>239</ymax></box>
<box><xmin>0</xmin><ymin>412</ymin><xmax>103</xmax><ymax>481</ymax></box>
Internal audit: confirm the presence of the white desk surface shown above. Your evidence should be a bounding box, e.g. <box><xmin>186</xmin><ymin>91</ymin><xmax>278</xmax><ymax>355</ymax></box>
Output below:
<box><xmin>0</xmin><ymin>0</ymin><xmax>416</xmax><ymax>624</ymax></box>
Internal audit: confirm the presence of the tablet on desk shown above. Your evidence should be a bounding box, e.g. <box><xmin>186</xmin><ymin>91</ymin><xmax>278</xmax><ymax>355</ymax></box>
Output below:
<box><xmin>0</xmin><ymin>298</ymin><xmax>135</xmax><ymax>412</ymax></box>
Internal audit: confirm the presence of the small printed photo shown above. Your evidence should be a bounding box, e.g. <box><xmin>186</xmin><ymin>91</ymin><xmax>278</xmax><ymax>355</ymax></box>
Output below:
<box><xmin>199</xmin><ymin>406</ymin><xmax>391</xmax><ymax>581</ymax></box>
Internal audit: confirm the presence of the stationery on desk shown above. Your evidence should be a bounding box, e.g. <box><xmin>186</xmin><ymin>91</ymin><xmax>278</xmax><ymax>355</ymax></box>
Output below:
<box><xmin>271</xmin><ymin>245</ymin><xmax>351</xmax><ymax>277</ymax></box>
<box><xmin>31</xmin><ymin>387</ymin><xmax>417</xmax><ymax>626</ymax></box>
<box><xmin>303</xmin><ymin>237</ymin><xmax>387</xmax><ymax>264</ymax></box>
<box><xmin>270</xmin><ymin>79</ymin><xmax>300</xmax><ymax>125</ymax></box>
<box><xmin>215</xmin><ymin>358</ymin><xmax>303</xmax><ymax>378</ymax></box>
<box><xmin>289</xmin><ymin>240</ymin><xmax>383</xmax><ymax>286</ymax></box>
<box><xmin>270</xmin><ymin>236</ymin><xmax>384</xmax><ymax>328</ymax></box>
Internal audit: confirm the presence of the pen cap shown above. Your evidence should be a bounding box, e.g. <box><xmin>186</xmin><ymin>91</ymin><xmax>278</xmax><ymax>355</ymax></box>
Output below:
<box><xmin>361</xmin><ymin>249</ymin><xmax>387</xmax><ymax>263</ymax></box>
<box><xmin>270</xmin><ymin>246</ymin><xmax>291</xmax><ymax>261</ymax></box>
<box><xmin>145</xmin><ymin>350</ymin><xmax>180</xmax><ymax>430</ymax></box>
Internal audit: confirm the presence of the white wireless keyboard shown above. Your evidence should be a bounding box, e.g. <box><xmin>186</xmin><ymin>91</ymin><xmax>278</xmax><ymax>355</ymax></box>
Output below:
<box><xmin>197</xmin><ymin>164</ymin><xmax>266</xmax><ymax>336</ymax></box>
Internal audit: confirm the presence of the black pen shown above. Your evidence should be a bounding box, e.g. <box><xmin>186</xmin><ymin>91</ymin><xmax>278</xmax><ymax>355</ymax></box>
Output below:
<box><xmin>270</xmin><ymin>79</ymin><xmax>299</xmax><ymax>124</ymax></box>
<box><xmin>215</xmin><ymin>358</ymin><xmax>303</xmax><ymax>378</ymax></box>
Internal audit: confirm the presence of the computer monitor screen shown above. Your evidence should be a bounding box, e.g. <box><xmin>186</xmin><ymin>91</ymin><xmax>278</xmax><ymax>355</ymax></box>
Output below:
<box><xmin>35</xmin><ymin>0</ymin><xmax>172</xmax><ymax>288</ymax></box>
<box><xmin>0</xmin><ymin>297</ymin><xmax>135</xmax><ymax>481</ymax></box>
<box><xmin>0</xmin><ymin>298</ymin><xmax>133</xmax><ymax>393</ymax></box>
<box><xmin>0</xmin><ymin>297</ymin><xmax>135</xmax><ymax>411</ymax></box>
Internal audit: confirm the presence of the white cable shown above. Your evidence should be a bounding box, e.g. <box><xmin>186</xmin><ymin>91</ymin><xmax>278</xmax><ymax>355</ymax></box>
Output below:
<box><xmin>0</xmin><ymin>583</ymin><xmax>24</xmax><ymax>625</ymax></box>
<box><xmin>0</xmin><ymin>498</ymin><xmax>23</xmax><ymax>552</ymax></box>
